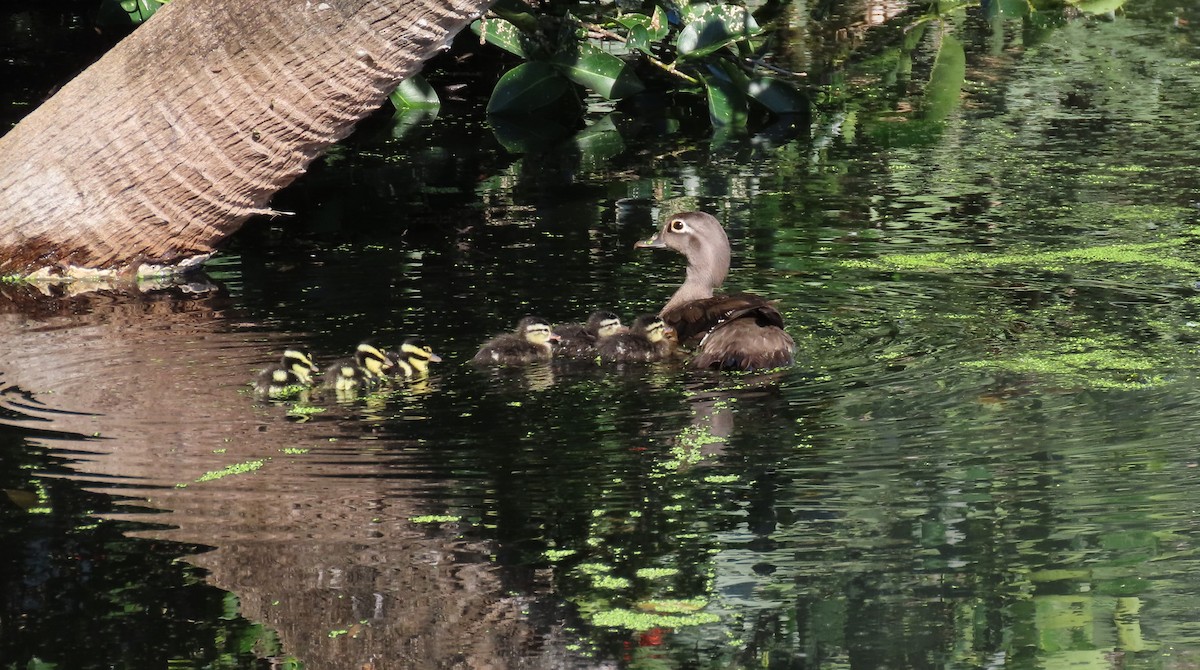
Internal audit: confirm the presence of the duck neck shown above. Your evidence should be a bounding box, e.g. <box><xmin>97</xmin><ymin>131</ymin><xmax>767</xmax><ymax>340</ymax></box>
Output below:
<box><xmin>663</xmin><ymin>253</ymin><xmax>727</xmax><ymax>314</ymax></box>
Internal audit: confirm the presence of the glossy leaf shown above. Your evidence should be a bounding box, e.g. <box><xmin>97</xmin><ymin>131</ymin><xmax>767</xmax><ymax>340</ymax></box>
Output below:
<box><xmin>470</xmin><ymin>17</ymin><xmax>528</xmax><ymax>58</ymax></box>
<box><xmin>677</xmin><ymin>4</ymin><xmax>761</xmax><ymax>59</ymax></box>
<box><xmin>574</xmin><ymin>115</ymin><xmax>626</xmax><ymax>171</ymax></box>
<box><xmin>626</xmin><ymin>24</ymin><xmax>652</xmax><ymax>55</ymax></box>
<box><xmin>616</xmin><ymin>6</ymin><xmax>669</xmax><ymax>41</ymax></box>
<box><xmin>490</xmin><ymin>116</ymin><xmax>573</xmax><ymax>154</ymax></box>
<box><xmin>552</xmin><ymin>43</ymin><xmax>645</xmax><ymax>100</ymax></box>
<box><xmin>389</xmin><ymin>109</ymin><xmax>439</xmax><ymax>141</ymax></box>
<box><xmin>389</xmin><ymin>75</ymin><xmax>440</xmax><ymax>111</ymax></box>
<box><xmin>97</xmin><ymin>0</ymin><xmax>164</xmax><ymax>26</ymax></box>
<box><xmin>1069</xmin><ymin>0</ymin><xmax>1127</xmax><ymax>14</ymax></box>
<box><xmin>746</xmin><ymin>77</ymin><xmax>807</xmax><ymax>115</ymax></box>
<box><xmin>922</xmin><ymin>34</ymin><xmax>965</xmax><ymax>122</ymax></box>
<box><xmin>699</xmin><ymin>69</ymin><xmax>748</xmax><ymax>128</ymax></box>
<box><xmin>487</xmin><ymin>62</ymin><xmax>571</xmax><ymax>114</ymax></box>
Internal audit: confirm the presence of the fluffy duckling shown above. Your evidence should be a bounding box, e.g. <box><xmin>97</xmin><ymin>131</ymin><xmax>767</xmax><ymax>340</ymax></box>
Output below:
<box><xmin>471</xmin><ymin>316</ymin><xmax>559</xmax><ymax>365</ymax></box>
<box><xmin>255</xmin><ymin>349</ymin><xmax>318</xmax><ymax>397</ymax></box>
<box><xmin>323</xmin><ymin>342</ymin><xmax>395</xmax><ymax>393</ymax></box>
<box><xmin>597</xmin><ymin>314</ymin><xmax>675</xmax><ymax>363</ymax></box>
<box><xmin>389</xmin><ymin>338</ymin><xmax>443</xmax><ymax>378</ymax></box>
<box><xmin>554</xmin><ymin>310</ymin><xmax>625</xmax><ymax>359</ymax></box>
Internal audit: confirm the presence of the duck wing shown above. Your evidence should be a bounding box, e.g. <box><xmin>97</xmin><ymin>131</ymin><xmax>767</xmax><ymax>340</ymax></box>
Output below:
<box><xmin>661</xmin><ymin>293</ymin><xmax>784</xmax><ymax>346</ymax></box>
<box><xmin>691</xmin><ymin>315</ymin><xmax>795</xmax><ymax>371</ymax></box>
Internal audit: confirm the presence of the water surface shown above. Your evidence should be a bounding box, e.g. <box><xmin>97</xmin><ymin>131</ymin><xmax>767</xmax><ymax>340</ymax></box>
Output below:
<box><xmin>5</xmin><ymin>3</ymin><xmax>1200</xmax><ymax>669</ymax></box>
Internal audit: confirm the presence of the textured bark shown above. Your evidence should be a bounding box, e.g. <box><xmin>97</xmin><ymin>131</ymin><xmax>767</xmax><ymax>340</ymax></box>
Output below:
<box><xmin>0</xmin><ymin>0</ymin><xmax>491</xmax><ymax>278</ymax></box>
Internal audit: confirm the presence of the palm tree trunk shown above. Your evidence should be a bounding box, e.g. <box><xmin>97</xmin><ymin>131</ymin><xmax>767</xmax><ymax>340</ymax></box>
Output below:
<box><xmin>0</xmin><ymin>0</ymin><xmax>491</xmax><ymax>279</ymax></box>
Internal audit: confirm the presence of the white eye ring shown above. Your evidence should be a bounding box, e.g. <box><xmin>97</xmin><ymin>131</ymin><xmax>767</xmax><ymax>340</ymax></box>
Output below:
<box><xmin>669</xmin><ymin>219</ymin><xmax>686</xmax><ymax>232</ymax></box>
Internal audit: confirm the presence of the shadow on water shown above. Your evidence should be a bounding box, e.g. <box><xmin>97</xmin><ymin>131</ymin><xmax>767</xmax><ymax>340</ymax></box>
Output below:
<box><xmin>10</xmin><ymin>1</ymin><xmax>1200</xmax><ymax>669</ymax></box>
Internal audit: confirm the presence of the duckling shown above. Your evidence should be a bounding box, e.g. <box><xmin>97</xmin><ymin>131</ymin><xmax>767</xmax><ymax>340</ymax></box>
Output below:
<box><xmin>471</xmin><ymin>316</ymin><xmax>559</xmax><ymax>366</ymax></box>
<box><xmin>554</xmin><ymin>310</ymin><xmax>625</xmax><ymax>359</ymax></box>
<box><xmin>635</xmin><ymin>211</ymin><xmax>795</xmax><ymax>371</ymax></box>
<box><xmin>389</xmin><ymin>338</ymin><xmax>443</xmax><ymax>378</ymax></box>
<box><xmin>323</xmin><ymin>342</ymin><xmax>395</xmax><ymax>394</ymax></box>
<box><xmin>597</xmin><ymin>314</ymin><xmax>675</xmax><ymax>363</ymax></box>
<box><xmin>254</xmin><ymin>349</ymin><xmax>318</xmax><ymax>397</ymax></box>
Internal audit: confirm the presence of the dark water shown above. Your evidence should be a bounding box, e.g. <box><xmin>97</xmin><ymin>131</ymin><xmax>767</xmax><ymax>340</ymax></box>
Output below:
<box><xmin>6</xmin><ymin>2</ymin><xmax>1200</xmax><ymax>669</ymax></box>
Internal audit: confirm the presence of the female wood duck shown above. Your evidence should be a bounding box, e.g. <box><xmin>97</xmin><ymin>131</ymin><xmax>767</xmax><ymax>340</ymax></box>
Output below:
<box><xmin>254</xmin><ymin>349</ymin><xmax>318</xmax><ymax>397</ymax></box>
<box><xmin>635</xmin><ymin>211</ymin><xmax>795</xmax><ymax>371</ymax></box>
<box><xmin>554</xmin><ymin>310</ymin><xmax>624</xmax><ymax>358</ymax></box>
<box><xmin>323</xmin><ymin>342</ymin><xmax>395</xmax><ymax>393</ymax></box>
<box><xmin>389</xmin><ymin>338</ymin><xmax>443</xmax><ymax>378</ymax></box>
<box><xmin>471</xmin><ymin>316</ymin><xmax>559</xmax><ymax>365</ymax></box>
<box><xmin>597</xmin><ymin>313</ymin><xmax>675</xmax><ymax>363</ymax></box>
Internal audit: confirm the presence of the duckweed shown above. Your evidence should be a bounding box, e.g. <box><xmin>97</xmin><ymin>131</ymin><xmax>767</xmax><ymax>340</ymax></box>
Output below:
<box><xmin>409</xmin><ymin>514</ymin><xmax>462</xmax><ymax>524</ymax></box>
<box><xmin>635</xmin><ymin>567</ymin><xmax>680</xmax><ymax>580</ymax></box>
<box><xmin>194</xmin><ymin>459</ymin><xmax>267</xmax><ymax>483</ymax></box>
<box><xmin>843</xmin><ymin>239</ymin><xmax>1200</xmax><ymax>274</ymax></box>
<box><xmin>589</xmin><ymin>608</ymin><xmax>720</xmax><ymax>630</ymax></box>
<box><xmin>962</xmin><ymin>338</ymin><xmax>1165</xmax><ymax>390</ymax></box>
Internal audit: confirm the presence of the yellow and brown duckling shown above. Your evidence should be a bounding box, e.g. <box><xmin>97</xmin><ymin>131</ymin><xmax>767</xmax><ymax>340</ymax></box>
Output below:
<box><xmin>388</xmin><ymin>338</ymin><xmax>443</xmax><ymax>378</ymax></box>
<box><xmin>554</xmin><ymin>310</ymin><xmax>625</xmax><ymax>359</ymax></box>
<box><xmin>471</xmin><ymin>316</ymin><xmax>559</xmax><ymax>366</ymax></box>
<box><xmin>254</xmin><ymin>349</ymin><xmax>319</xmax><ymax>398</ymax></box>
<box><xmin>635</xmin><ymin>211</ymin><xmax>795</xmax><ymax>371</ymax></box>
<box><xmin>323</xmin><ymin>342</ymin><xmax>395</xmax><ymax>393</ymax></box>
<box><xmin>597</xmin><ymin>314</ymin><xmax>675</xmax><ymax>363</ymax></box>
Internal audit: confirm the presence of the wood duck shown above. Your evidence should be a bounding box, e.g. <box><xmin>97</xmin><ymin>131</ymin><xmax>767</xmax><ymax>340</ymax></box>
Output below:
<box><xmin>597</xmin><ymin>313</ymin><xmax>675</xmax><ymax>363</ymax></box>
<box><xmin>554</xmin><ymin>310</ymin><xmax>624</xmax><ymax>358</ymax></box>
<box><xmin>389</xmin><ymin>338</ymin><xmax>443</xmax><ymax>378</ymax></box>
<box><xmin>254</xmin><ymin>349</ymin><xmax>318</xmax><ymax>397</ymax></box>
<box><xmin>323</xmin><ymin>342</ymin><xmax>395</xmax><ymax>393</ymax></box>
<box><xmin>471</xmin><ymin>316</ymin><xmax>559</xmax><ymax>365</ymax></box>
<box><xmin>635</xmin><ymin>211</ymin><xmax>795</xmax><ymax>371</ymax></box>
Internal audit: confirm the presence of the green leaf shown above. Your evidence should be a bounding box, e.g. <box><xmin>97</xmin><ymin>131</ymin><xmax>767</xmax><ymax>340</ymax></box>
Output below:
<box><xmin>746</xmin><ymin>77</ymin><xmax>807</xmax><ymax>115</ymax></box>
<box><xmin>487</xmin><ymin>62</ymin><xmax>571</xmax><ymax>114</ymax></box>
<box><xmin>470</xmin><ymin>17</ymin><xmax>529</xmax><ymax>58</ymax></box>
<box><xmin>552</xmin><ymin>43</ymin><xmax>644</xmax><ymax>100</ymax></box>
<box><xmin>390</xmin><ymin>108</ymin><xmax>439</xmax><ymax>141</ymax></box>
<box><xmin>922</xmin><ymin>34</ymin><xmax>965</xmax><ymax>122</ymax></box>
<box><xmin>627</xmin><ymin>25</ymin><xmax>652</xmax><ymax>55</ymax></box>
<box><xmin>97</xmin><ymin>0</ymin><xmax>164</xmax><ymax>26</ymax></box>
<box><xmin>616</xmin><ymin>6</ymin><xmax>669</xmax><ymax>41</ymax></box>
<box><xmin>389</xmin><ymin>75</ymin><xmax>440</xmax><ymax>111</ymax></box>
<box><xmin>1068</xmin><ymin>0</ymin><xmax>1127</xmax><ymax>13</ymax></box>
<box><xmin>677</xmin><ymin>4</ymin><xmax>761</xmax><ymax>59</ymax></box>
<box><xmin>574</xmin><ymin>115</ymin><xmax>626</xmax><ymax>170</ymax></box>
<box><xmin>490</xmin><ymin>116</ymin><xmax>573</xmax><ymax>154</ymax></box>
<box><xmin>699</xmin><ymin>69</ymin><xmax>748</xmax><ymax>128</ymax></box>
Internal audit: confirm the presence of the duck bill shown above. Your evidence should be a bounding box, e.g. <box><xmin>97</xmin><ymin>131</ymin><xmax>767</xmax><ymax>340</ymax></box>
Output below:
<box><xmin>427</xmin><ymin>353</ymin><xmax>444</xmax><ymax>363</ymax></box>
<box><xmin>634</xmin><ymin>233</ymin><xmax>666</xmax><ymax>249</ymax></box>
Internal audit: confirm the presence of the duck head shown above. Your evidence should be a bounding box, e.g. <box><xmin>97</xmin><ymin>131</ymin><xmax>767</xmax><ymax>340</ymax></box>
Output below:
<box><xmin>635</xmin><ymin>212</ymin><xmax>731</xmax><ymax>311</ymax></box>
<box><xmin>354</xmin><ymin>342</ymin><xmax>395</xmax><ymax>378</ymax></box>
<box><xmin>517</xmin><ymin>316</ymin><xmax>559</xmax><ymax>347</ymax></box>
<box><xmin>396</xmin><ymin>338</ymin><xmax>443</xmax><ymax>376</ymax></box>
<box><xmin>282</xmin><ymin>349</ymin><xmax>318</xmax><ymax>385</ymax></box>
<box><xmin>586</xmin><ymin>310</ymin><xmax>624</xmax><ymax>338</ymax></box>
<box><xmin>630</xmin><ymin>314</ymin><xmax>669</xmax><ymax>343</ymax></box>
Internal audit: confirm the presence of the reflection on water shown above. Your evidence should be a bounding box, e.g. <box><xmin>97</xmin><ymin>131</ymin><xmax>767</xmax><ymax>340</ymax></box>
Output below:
<box><xmin>7</xmin><ymin>5</ymin><xmax>1200</xmax><ymax>670</ymax></box>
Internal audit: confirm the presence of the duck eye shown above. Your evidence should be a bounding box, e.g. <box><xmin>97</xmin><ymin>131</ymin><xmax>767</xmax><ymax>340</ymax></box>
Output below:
<box><xmin>669</xmin><ymin>219</ymin><xmax>685</xmax><ymax>232</ymax></box>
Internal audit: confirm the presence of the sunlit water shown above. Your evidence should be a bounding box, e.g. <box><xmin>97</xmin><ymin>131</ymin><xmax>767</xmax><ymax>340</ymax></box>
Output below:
<box><xmin>5</xmin><ymin>5</ymin><xmax>1200</xmax><ymax>669</ymax></box>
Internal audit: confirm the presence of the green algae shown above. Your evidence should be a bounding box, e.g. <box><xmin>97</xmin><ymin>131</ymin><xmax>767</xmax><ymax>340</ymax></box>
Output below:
<box><xmin>962</xmin><ymin>338</ymin><xmax>1165</xmax><ymax>390</ymax></box>
<box><xmin>410</xmin><ymin>514</ymin><xmax>462</xmax><ymax>524</ymax></box>
<box><xmin>191</xmin><ymin>459</ymin><xmax>267</xmax><ymax>484</ymax></box>
<box><xmin>635</xmin><ymin>567</ymin><xmax>680</xmax><ymax>580</ymax></box>
<box><xmin>589</xmin><ymin>607</ymin><xmax>720</xmax><ymax>631</ymax></box>
<box><xmin>843</xmin><ymin>239</ymin><xmax>1200</xmax><ymax>275</ymax></box>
